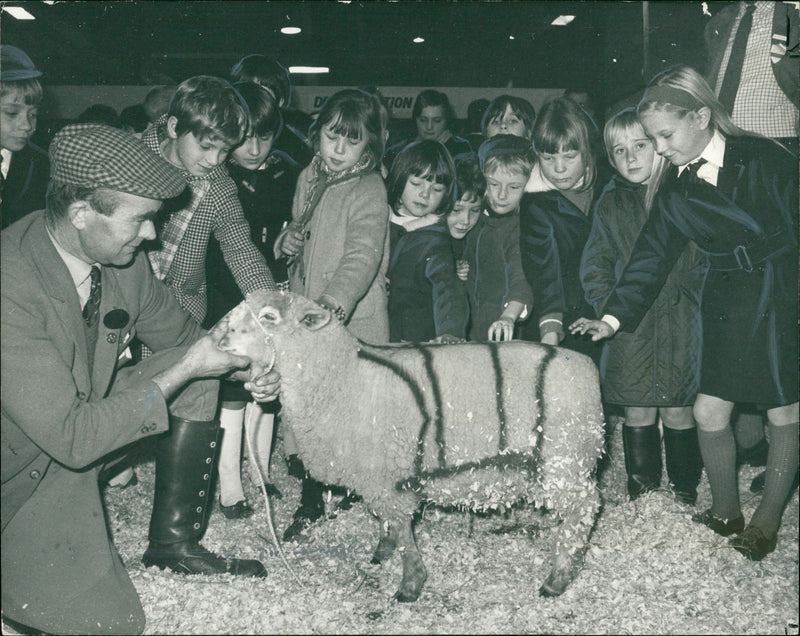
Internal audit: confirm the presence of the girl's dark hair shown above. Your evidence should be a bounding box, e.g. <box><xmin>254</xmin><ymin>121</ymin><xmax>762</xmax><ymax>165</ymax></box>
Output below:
<box><xmin>453</xmin><ymin>153</ymin><xmax>485</xmax><ymax>202</ymax></box>
<box><xmin>386</xmin><ymin>139</ymin><xmax>456</xmax><ymax>216</ymax></box>
<box><xmin>309</xmin><ymin>89</ymin><xmax>386</xmax><ymax>167</ymax></box>
<box><xmin>532</xmin><ymin>97</ymin><xmax>599</xmax><ymax>192</ymax></box>
<box><xmin>481</xmin><ymin>95</ymin><xmax>536</xmax><ymax>138</ymax></box>
<box><xmin>233</xmin><ymin>81</ymin><xmax>283</xmax><ymax>139</ymax></box>
<box><xmin>411</xmin><ymin>89</ymin><xmax>456</xmax><ymax>127</ymax></box>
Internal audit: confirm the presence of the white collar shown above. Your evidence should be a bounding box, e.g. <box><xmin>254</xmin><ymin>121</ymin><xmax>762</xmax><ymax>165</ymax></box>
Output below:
<box><xmin>1</xmin><ymin>148</ymin><xmax>13</xmax><ymax>178</ymax></box>
<box><xmin>524</xmin><ymin>162</ymin><xmax>585</xmax><ymax>193</ymax></box>
<box><xmin>678</xmin><ymin>130</ymin><xmax>725</xmax><ymax>174</ymax></box>
<box><xmin>390</xmin><ymin>209</ymin><xmax>441</xmax><ymax>231</ymax></box>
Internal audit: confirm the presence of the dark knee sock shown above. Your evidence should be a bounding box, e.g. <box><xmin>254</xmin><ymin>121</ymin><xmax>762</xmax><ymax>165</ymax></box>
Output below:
<box><xmin>749</xmin><ymin>422</ymin><xmax>799</xmax><ymax>537</ymax></box>
<box><xmin>697</xmin><ymin>427</ymin><xmax>740</xmax><ymax>520</ymax></box>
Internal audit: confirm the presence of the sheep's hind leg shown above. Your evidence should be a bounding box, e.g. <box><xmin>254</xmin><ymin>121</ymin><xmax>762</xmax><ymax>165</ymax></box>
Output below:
<box><xmin>370</xmin><ymin>517</ymin><xmax>396</xmax><ymax>564</ymax></box>
<box><xmin>392</xmin><ymin>516</ymin><xmax>427</xmax><ymax>602</ymax></box>
<box><xmin>539</xmin><ymin>482</ymin><xmax>599</xmax><ymax>597</ymax></box>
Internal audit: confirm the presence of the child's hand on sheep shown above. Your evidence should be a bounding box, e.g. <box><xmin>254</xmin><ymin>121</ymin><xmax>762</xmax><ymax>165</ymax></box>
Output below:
<box><xmin>569</xmin><ymin>318</ymin><xmax>615</xmax><ymax>341</ymax></box>
<box><xmin>488</xmin><ymin>317</ymin><xmax>515</xmax><ymax>342</ymax></box>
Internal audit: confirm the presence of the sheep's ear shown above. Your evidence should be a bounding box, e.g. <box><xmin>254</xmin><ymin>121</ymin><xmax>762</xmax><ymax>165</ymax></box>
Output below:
<box><xmin>299</xmin><ymin>307</ymin><xmax>331</xmax><ymax>331</ymax></box>
<box><xmin>257</xmin><ymin>305</ymin><xmax>283</xmax><ymax>325</ymax></box>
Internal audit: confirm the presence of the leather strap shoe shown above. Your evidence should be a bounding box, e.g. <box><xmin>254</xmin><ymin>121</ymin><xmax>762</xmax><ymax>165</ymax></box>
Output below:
<box><xmin>219</xmin><ymin>500</ymin><xmax>254</xmax><ymax>520</ymax></box>
<box><xmin>730</xmin><ymin>525</ymin><xmax>777</xmax><ymax>561</ymax></box>
<box><xmin>691</xmin><ymin>508</ymin><xmax>745</xmax><ymax>537</ymax></box>
<box><xmin>143</xmin><ymin>540</ymin><xmax>267</xmax><ymax>577</ymax></box>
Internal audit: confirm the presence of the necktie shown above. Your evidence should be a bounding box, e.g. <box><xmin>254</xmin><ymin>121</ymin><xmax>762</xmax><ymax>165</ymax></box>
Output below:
<box><xmin>681</xmin><ymin>158</ymin><xmax>708</xmax><ymax>185</ymax></box>
<box><xmin>0</xmin><ymin>153</ymin><xmax>5</xmax><ymax>197</ymax></box>
<box><xmin>83</xmin><ymin>266</ymin><xmax>102</xmax><ymax>328</ymax></box>
<box><xmin>717</xmin><ymin>2</ymin><xmax>756</xmax><ymax>114</ymax></box>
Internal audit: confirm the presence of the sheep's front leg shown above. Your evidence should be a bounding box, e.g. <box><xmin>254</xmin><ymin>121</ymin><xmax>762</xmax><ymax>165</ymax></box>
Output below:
<box><xmin>370</xmin><ymin>517</ymin><xmax>396</xmax><ymax>564</ymax></box>
<box><xmin>392</xmin><ymin>515</ymin><xmax>427</xmax><ymax>602</ymax></box>
<box><xmin>539</xmin><ymin>480</ymin><xmax>599</xmax><ymax>597</ymax></box>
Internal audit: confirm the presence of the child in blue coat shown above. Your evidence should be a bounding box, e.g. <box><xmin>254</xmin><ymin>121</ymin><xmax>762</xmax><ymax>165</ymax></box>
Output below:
<box><xmin>386</xmin><ymin>140</ymin><xmax>468</xmax><ymax>343</ymax></box>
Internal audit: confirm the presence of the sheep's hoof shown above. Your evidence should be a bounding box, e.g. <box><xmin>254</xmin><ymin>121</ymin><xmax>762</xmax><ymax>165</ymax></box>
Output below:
<box><xmin>392</xmin><ymin>588</ymin><xmax>421</xmax><ymax>603</ymax></box>
<box><xmin>538</xmin><ymin>582</ymin><xmax>564</xmax><ymax>598</ymax></box>
<box><xmin>370</xmin><ymin>537</ymin><xmax>396</xmax><ymax>564</ymax></box>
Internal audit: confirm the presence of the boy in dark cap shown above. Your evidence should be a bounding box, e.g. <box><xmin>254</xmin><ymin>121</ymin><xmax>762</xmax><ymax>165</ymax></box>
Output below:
<box><xmin>0</xmin><ymin>44</ymin><xmax>50</xmax><ymax>229</ymax></box>
<box><xmin>1</xmin><ymin>124</ymin><xmax>279</xmax><ymax>635</ymax></box>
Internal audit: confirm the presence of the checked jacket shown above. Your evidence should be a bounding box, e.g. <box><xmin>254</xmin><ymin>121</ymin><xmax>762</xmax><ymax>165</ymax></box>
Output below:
<box><xmin>142</xmin><ymin>117</ymin><xmax>276</xmax><ymax>324</ymax></box>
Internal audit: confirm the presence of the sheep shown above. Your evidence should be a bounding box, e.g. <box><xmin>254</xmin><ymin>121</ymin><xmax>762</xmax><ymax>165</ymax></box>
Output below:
<box><xmin>216</xmin><ymin>290</ymin><xmax>604</xmax><ymax>602</ymax></box>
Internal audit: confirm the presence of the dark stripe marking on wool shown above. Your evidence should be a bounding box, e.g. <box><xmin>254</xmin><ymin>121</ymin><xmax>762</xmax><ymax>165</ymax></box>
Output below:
<box><xmin>414</xmin><ymin>344</ymin><xmax>447</xmax><ymax>469</ymax></box>
<box><xmin>529</xmin><ymin>346</ymin><xmax>557</xmax><ymax>467</ymax></box>
<box><xmin>394</xmin><ymin>450</ymin><xmax>539</xmax><ymax>493</ymax></box>
<box><xmin>357</xmin><ymin>348</ymin><xmax>432</xmax><ymax>475</ymax></box>
<box><xmin>488</xmin><ymin>343</ymin><xmax>507</xmax><ymax>452</ymax></box>
<box><xmin>535</xmin><ymin>347</ymin><xmax>556</xmax><ymax>435</ymax></box>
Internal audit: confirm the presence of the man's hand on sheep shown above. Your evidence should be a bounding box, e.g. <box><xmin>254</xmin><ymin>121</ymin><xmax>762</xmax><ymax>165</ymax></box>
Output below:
<box><xmin>207</xmin><ymin>311</ymin><xmax>282</xmax><ymax>402</ymax></box>
<box><xmin>151</xmin><ymin>334</ymin><xmax>250</xmax><ymax>400</ymax></box>
<box><xmin>243</xmin><ymin>368</ymin><xmax>281</xmax><ymax>403</ymax></box>
<box><xmin>569</xmin><ymin>317</ymin><xmax>615</xmax><ymax>341</ymax></box>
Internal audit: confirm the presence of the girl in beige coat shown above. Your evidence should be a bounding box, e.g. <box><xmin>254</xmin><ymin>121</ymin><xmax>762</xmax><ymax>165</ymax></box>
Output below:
<box><xmin>274</xmin><ymin>89</ymin><xmax>390</xmax><ymax>539</ymax></box>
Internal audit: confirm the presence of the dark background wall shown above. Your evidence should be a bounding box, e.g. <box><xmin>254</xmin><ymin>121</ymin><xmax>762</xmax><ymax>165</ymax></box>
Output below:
<box><xmin>2</xmin><ymin>0</ymin><xmax>726</xmax><ymax>112</ymax></box>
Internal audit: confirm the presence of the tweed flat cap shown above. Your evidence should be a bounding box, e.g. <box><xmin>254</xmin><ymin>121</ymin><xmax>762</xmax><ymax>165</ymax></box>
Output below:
<box><xmin>0</xmin><ymin>45</ymin><xmax>42</xmax><ymax>82</ymax></box>
<box><xmin>49</xmin><ymin>123</ymin><xmax>186</xmax><ymax>199</ymax></box>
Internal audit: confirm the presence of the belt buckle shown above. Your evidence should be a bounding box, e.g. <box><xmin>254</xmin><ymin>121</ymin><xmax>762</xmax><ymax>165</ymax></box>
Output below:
<box><xmin>733</xmin><ymin>245</ymin><xmax>753</xmax><ymax>273</ymax></box>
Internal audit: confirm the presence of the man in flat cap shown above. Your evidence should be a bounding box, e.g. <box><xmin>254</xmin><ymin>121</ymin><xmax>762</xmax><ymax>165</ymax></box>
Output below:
<box><xmin>1</xmin><ymin>124</ymin><xmax>278</xmax><ymax>635</ymax></box>
<box><xmin>0</xmin><ymin>44</ymin><xmax>50</xmax><ymax>228</ymax></box>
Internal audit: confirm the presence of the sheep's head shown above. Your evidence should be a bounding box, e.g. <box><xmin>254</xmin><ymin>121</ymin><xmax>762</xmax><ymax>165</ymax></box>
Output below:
<box><xmin>216</xmin><ymin>291</ymin><xmax>336</xmax><ymax>372</ymax></box>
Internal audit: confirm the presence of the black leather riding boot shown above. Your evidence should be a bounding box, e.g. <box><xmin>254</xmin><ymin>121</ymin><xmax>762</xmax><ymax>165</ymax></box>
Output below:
<box><xmin>663</xmin><ymin>426</ymin><xmax>703</xmax><ymax>505</ymax></box>
<box><xmin>622</xmin><ymin>424</ymin><xmax>662</xmax><ymax>499</ymax></box>
<box><xmin>142</xmin><ymin>417</ymin><xmax>266</xmax><ymax>577</ymax></box>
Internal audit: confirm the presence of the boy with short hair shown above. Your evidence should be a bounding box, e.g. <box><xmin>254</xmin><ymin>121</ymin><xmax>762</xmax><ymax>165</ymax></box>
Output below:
<box><xmin>142</xmin><ymin>75</ymin><xmax>276</xmax><ymax>326</ymax></box>
<box><xmin>0</xmin><ymin>45</ymin><xmax>50</xmax><ymax>229</ymax></box>
<box><xmin>463</xmin><ymin>135</ymin><xmax>534</xmax><ymax>342</ymax></box>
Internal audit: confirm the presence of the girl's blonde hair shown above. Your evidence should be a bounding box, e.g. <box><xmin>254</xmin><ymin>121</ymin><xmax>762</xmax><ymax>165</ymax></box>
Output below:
<box><xmin>603</xmin><ymin>107</ymin><xmax>666</xmax><ymax>191</ymax></box>
<box><xmin>532</xmin><ymin>97</ymin><xmax>599</xmax><ymax>193</ymax></box>
<box><xmin>637</xmin><ymin>65</ymin><xmax>751</xmax><ymax>210</ymax></box>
